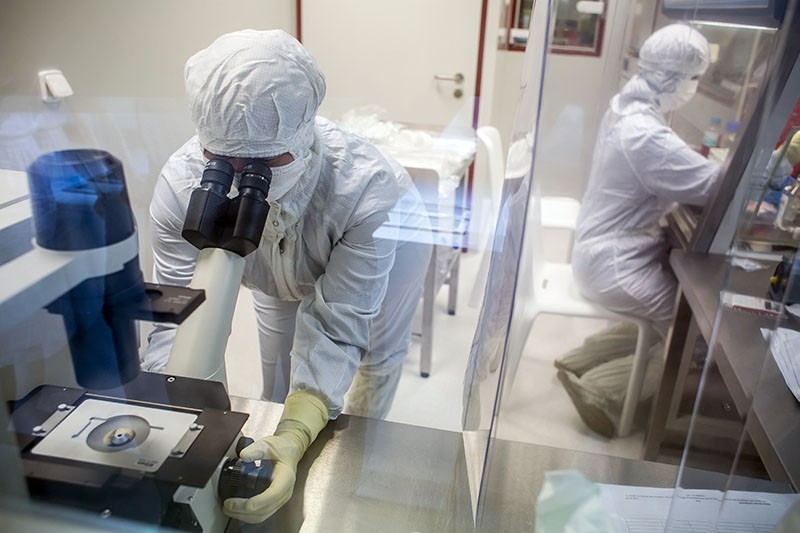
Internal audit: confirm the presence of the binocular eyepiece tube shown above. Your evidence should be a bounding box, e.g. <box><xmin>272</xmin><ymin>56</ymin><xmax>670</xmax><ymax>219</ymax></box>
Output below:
<box><xmin>182</xmin><ymin>159</ymin><xmax>273</xmax><ymax>257</ymax></box>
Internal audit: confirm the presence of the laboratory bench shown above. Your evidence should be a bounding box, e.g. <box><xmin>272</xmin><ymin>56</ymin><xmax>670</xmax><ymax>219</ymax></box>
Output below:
<box><xmin>644</xmin><ymin>250</ymin><xmax>800</xmax><ymax>488</ymax></box>
<box><xmin>228</xmin><ymin>396</ymin><xmax>684</xmax><ymax>532</ymax></box>
<box><xmin>12</xmin><ymin>392</ymin><xmax>763</xmax><ymax>532</ymax></box>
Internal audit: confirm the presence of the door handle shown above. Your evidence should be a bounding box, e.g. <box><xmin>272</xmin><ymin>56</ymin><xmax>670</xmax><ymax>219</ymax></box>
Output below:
<box><xmin>434</xmin><ymin>73</ymin><xmax>464</xmax><ymax>84</ymax></box>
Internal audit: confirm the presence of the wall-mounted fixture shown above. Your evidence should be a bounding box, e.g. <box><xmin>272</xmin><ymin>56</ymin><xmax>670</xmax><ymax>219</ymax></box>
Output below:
<box><xmin>38</xmin><ymin>69</ymin><xmax>73</xmax><ymax>103</ymax></box>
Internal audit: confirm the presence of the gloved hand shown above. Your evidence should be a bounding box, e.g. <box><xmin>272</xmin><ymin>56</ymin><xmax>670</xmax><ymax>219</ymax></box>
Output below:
<box><xmin>223</xmin><ymin>391</ymin><xmax>328</xmax><ymax>524</ymax></box>
<box><xmin>780</xmin><ymin>130</ymin><xmax>800</xmax><ymax>166</ymax></box>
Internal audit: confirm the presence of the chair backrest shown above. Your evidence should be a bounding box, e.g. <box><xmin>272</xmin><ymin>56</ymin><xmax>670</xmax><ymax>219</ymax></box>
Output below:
<box><xmin>473</xmin><ymin>127</ymin><xmax>546</xmax><ymax>303</ymax></box>
<box><xmin>405</xmin><ymin>167</ymin><xmax>439</xmax><ymax>200</ymax></box>
<box><xmin>518</xmin><ymin>191</ymin><xmax>544</xmax><ymax>304</ymax></box>
<box><xmin>405</xmin><ymin>165</ymin><xmax>469</xmax><ymax>248</ymax></box>
<box><xmin>405</xmin><ymin>166</ymin><xmax>440</xmax><ymax>206</ymax></box>
<box><xmin>498</xmin><ymin>169</ymin><xmax>544</xmax><ymax>374</ymax></box>
<box><xmin>476</xmin><ymin>126</ymin><xmax>505</xmax><ymax>214</ymax></box>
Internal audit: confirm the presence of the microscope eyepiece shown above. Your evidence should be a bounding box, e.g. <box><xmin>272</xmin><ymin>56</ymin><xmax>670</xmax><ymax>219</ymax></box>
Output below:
<box><xmin>239</xmin><ymin>161</ymin><xmax>272</xmax><ymax>195</ymax></box>
<box><xmin>200</xmin><ymin>159</ymin><xmax>235</xmax><ymax>195</ymax></box>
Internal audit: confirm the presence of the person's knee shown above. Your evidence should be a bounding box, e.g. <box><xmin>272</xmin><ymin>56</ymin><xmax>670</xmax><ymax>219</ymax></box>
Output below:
<box><xmin>359</xmin><ymin>346</ymin><xmax>406</xmax><ymax>375</ymax></box>
<box><xmin>346</xmin><ymin>359</ymin><xmax>405</xmax><ymax>419</ymax></box>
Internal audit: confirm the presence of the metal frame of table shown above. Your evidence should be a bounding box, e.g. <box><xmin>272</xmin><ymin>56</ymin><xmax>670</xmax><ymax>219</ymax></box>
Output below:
<box><xmin>404</xmin><ymin>166</ymin><xmax>471</xmax><ymax>378</ymax></box>
<box><xmin>644</xmin><ymin>250</ymin><xmax>800</xmax><ymax>488</ymax></box>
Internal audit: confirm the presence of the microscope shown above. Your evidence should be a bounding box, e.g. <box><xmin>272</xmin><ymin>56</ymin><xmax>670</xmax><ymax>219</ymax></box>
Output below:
<box><xmin>3</xmin><ymin>149</ymin><xmax>272</xmax><ymax>531</ymax></box>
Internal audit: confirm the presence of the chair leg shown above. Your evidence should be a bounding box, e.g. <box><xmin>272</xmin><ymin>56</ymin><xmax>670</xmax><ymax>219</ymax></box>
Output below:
<box><xmin>501</xmin><ymin>309</ymin><xmax>538</xmax><ymax>395</ymax></box>
<box><xmin>420</xmin><ymin>248</ymin><xmax>437</xmax><ymax>378</ymax></box>
<box><xmin>618</xmin><ymin>321</ymin><xmax>653</xmax><ymax>437</ymax></box>
<box><xmin>447</xmin><ymin>250</ymin><xmax>459</xmax><ymax>316</ymax></box>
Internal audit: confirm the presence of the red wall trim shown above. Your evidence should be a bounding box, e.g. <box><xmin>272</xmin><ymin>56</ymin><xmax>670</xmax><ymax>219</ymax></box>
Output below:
<box><xmin>473</xmin><ymin>0</ymin><xmax>489</xmax><ymax>129</ymax></box>
<box><xmin>296</xmin><ymin>0</ymin><xmax>303</xmax><ymax>42</ymax></box>
<box><xmin>467</xmin><ymin>0</ymin><xmax>490</xmax><ymax>248</ymax></box>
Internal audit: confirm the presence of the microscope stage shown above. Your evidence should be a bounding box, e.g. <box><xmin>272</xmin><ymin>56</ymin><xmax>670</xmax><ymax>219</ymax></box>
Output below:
<box><xmin>12</xmin><ymin>372</ymin><xmax>248</xmax><ymax>489</ymax></box>
<box><xmin>31</xmin><ymin>398</ymin><xmax>199</xmax><ymax>473</ymax></box>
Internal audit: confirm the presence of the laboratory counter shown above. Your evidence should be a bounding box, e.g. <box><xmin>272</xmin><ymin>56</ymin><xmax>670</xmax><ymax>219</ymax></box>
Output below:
<box><xmin>646</xmin><ymin>250</ymin><xmax>800</xmax><ymax>488</ymax></box>
<box><xmin>228</xmin><ymin>397</ymin><xmax>682</xmax><ymax>532</ymax></box>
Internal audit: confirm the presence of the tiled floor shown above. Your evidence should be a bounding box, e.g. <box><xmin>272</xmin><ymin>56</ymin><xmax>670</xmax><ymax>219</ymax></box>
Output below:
<box><xmin>225</xmin><ymin>230</ymin><xmax>646</xmax><ymax>462</ymax></box>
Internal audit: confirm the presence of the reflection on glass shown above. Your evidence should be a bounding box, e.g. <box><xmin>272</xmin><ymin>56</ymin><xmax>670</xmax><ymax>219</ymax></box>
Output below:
<box><xmin>700</xmin><ymin>26</ymin><xmax>772</xmax><ymax>107</ymax></box>
<box><xmin>663</xmin><ymin>0</ymin><xmax>770</xmax><ymax>7</ymax></box>
<box><xmin>669</xmin><ymin>23</ymin><xmax>775</xmax><ymax>151</ymax></box>
<box><xmin>552</xmin><ymin>0</ymin><xmax>603</xmax><ymax>52</ymax></box>
<box><xmin>668</xmin><ymin>7</ymin><xmax>800</xmax><ymax>530</ymax></box>
<box><xmin>738</xmin><ymin>123</ymin><xmax>800</xmax><ymax>250</ymax></box>
<box><xmin>503</xmin><ymin>0</ymin><xmax>605</xmax><ymax>54</ymax></box>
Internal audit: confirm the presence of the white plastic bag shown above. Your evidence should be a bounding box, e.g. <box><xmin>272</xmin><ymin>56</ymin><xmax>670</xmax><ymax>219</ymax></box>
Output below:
<box><xmin>535</xmin><ymin>470</ymin><xmax>615</xmax><ymax>533</ymax></box>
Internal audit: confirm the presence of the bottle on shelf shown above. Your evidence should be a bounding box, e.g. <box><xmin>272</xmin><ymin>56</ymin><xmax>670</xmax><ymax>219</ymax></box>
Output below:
<box><xmin>700</xmin><ymin>117</ymin><xmax>722</xmax><ymax>158</ymax></box>
<box><xmin>719</xmin><ymin>120</ymin><xmax>741</xmax><ymax>149</ymax></box>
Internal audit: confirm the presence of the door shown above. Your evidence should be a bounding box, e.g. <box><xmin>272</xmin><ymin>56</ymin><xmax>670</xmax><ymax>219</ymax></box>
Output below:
<box><xmin>301</xmin><ymin>0</ymin><xmax>483</xmax><ymax>129</ymax></box>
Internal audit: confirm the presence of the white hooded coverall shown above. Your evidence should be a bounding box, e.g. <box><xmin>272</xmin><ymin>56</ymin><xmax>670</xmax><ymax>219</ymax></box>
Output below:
<box><xmin>140</xmin><ymin>30</ymin><xmax>431</xmax><ymax>420</ymax></box>
<box><xmin>557</xmin><ymin>25</ymin><xmax>721</xmax><ymax>435</ymax></box>
<box><xmin>573</xmin><ymin>24</ymin><xmax>720</xmax><ymax>324</ymax></box>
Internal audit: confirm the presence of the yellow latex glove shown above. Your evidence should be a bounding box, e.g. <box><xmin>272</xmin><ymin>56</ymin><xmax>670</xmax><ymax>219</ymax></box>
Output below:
<box><xmin>223</xmin><ymin>391</ymin><xmax>328</xmax><ymax>524</ymax></box>
<box><xmin>780</xmin><ymin>130</ymin><xmax>800</xmax><ymax>166</ymax></box>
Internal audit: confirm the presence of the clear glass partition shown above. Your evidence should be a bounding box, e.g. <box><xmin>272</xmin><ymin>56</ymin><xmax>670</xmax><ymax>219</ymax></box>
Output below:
<box><xmin>667</xmin><ymin>3</ymin><xmax>800</xmax><ymax>527</ymax></box>
<box><xmin>3</xmin><ymin>0</ymin><xmax>800</xmax><ymax>530</ymax></box>
<box><xmin>0</xmin><ymin>2</ymin><xmax>479</xmax><ymax>532</ymax></box>
<box><xmin>468</xmin><ymin>0</ymin><xmax>800</xmax><ymax>529</ymax></box>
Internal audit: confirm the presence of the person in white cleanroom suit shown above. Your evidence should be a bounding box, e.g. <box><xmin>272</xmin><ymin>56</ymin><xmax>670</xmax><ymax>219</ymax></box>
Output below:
<box><xmin>140</xmin><ymin>29</ymin><xmax>431</xmax><ymax>523</ymax></box>
<box><xmin>555</xmin><ymin>24</ymin><xmax>722</xmax><ymax>438</ymax></box>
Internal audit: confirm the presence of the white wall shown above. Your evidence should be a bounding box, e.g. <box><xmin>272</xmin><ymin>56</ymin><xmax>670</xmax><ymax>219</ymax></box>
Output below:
<box><xmin>0</xmin><ymin>0</ymin><xmax>294</xmax><ymax>279</ymax></box>
<box><xmin>302</xmin><ymin>0</ymin><xmax>482</xmax><ymax>129</ymax></box>
<box><xmin>0</xmin><ymin>0</ymin><xmax>295</xmax><ymax>98</ymax></box>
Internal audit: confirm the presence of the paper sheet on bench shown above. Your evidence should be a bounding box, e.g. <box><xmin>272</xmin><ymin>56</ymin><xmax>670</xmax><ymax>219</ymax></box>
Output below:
<box><xmin>598</xmin><ymin>484</ymin><xmax>799</xmax><ymax>532</ymax></box>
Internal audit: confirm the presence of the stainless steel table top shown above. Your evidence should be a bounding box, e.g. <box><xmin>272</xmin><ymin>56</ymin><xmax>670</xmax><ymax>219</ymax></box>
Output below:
<box><xmin>228</xmin><ymin>397</ymin><xmax>680</xmax><ymax>532</ymax></box>
<box><xmin>230</xmin><ymin>396</ymin><xmax>474</xmax><ymax>532</ymax></box>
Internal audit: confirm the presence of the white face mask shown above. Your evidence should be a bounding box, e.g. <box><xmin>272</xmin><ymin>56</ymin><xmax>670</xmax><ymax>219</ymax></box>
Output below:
<box><xmin>658</xmin><ymin>78</ymin><xmax>699</xmax><ymax>112</ymax></box>
<box><xmin>267</xmin><ymin>157</ymin><xmax>305</xmax><ymax>200</ymax></box>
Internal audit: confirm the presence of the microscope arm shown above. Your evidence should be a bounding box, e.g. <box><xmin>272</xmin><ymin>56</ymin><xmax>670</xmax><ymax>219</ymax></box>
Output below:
<box><xmin>166</xmin><ymin>158</ymin><xmax>272</xmax><ymax>389</ymax></box>
<box><xmin>166</xmin><ymin>247</ymin><xmax>245</xmax><ymax>386</ymax></box>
